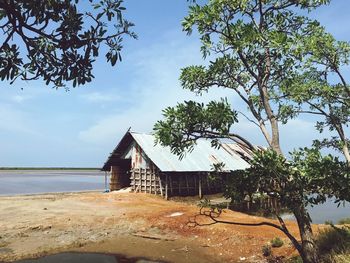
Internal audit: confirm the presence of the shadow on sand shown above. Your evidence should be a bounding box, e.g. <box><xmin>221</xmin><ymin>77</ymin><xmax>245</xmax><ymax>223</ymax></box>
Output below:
<box><xmin>14</xmin><ymin>252</ymin><xmax>169</xmax><ymax>263</ymax></box>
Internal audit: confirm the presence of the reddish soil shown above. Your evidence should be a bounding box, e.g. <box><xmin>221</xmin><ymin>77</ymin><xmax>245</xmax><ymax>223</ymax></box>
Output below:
<box><xmin>0</xmin><ymin>191</ymin><xmax>324</xmax><ymax>262</ymax></box>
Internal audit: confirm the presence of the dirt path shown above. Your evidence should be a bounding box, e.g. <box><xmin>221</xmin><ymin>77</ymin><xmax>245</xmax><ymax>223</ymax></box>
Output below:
<box><xmin>0</xmin><ymin>191</ymin><xmax>322</xmax><ymax>262</ymax></box>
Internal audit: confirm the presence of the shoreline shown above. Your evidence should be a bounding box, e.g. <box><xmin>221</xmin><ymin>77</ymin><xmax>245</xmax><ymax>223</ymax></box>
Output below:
<box><xmin>0</xmin><ymin>170</ymin><xmax>103</xmax><ymax>174</ymax></box>
<box><xmin>0</xmin><ymin>168</ymin><xmax>100</xmax><ymax>171</ymax></box>
<box><xmin>0</xmin><ymin>189</ymin><xmax>104</xmax><ymax>198</ymax></box>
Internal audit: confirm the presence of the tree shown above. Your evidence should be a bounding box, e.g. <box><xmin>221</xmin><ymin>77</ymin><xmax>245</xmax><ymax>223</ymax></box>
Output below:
<box><xmin>188</xmin><ymin>148</ymin><xmax>349</xmax><ymax>261</ymax></box>
<box><xmin>0</xmin><ymin>0</ymin><xmax>136</xmax><ymax>88</ymax></box>
<box><xmin>281</xmin><ymin>27</ymin><xmax>350</xmax><ymax>163</ymax></box>
<box><xmin>154</xmin><ymin>1</ymin><xmax>349</xmax><ymax>262</ymax></box>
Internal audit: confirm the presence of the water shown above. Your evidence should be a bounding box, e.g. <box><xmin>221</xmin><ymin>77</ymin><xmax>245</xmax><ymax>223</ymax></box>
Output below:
<box><xmin>0</xmin><ymin>170</ymin><xmax>348</xmax><ymax>223</ymax></box>
<box><xmin>308</xmin><ymin>199</ymin><xmax>349</xmax><ymax>224</ymax></box>
<box><xmin>0</xmin><ymin>170</ymin><xmax>108</xmax><ymax>196</ymax></box>
<box><xmin>14</xmin><ymin>252</ymin><xmax>164</xmax><ymax>263</ymax></box>
<box><xmin>279</xmin><ymin>198</ymin><xmax>350</xmax><ymax>224</ymax></box>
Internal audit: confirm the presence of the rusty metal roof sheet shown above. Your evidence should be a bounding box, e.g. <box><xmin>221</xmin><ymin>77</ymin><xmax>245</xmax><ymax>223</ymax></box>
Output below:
<box><xmin>130</xmin><ymin>132</ymin><xmax>250</xmax><ymax>172</ymax></box>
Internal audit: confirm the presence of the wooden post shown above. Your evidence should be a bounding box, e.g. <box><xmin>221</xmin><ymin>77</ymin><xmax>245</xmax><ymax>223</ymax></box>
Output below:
<box><xmin>170</xmin><ymin>176</ymin><xmax>173</xmax><ymax>195</ymax></box>
<box><xmin>144</xmin><ymin>169</ymin><xmax>147</xmax><ymax>193</ymax></box>
<box><xmin>142</xmin><ymin>169</ymin><xmax>146</xmax><ymax>193</ymax></box>
<box><xmin>148</xmin><ymin>169</ymin><xmax>151</xmax><ymax>194</ymax></box>
<box><xmin>165</xmin><ymin>173</ymin><xmax>169</xmax><ymax>200</ymax></box>
<box><xmin>139</xmin><ymin>168</ymin><xmax>142</xmax><ymax>192</ymax></box>
<box><xmin>159</xmin><ymin>173</ymin><xmax>163</xmax><ymax>197</ymax></box>
<box><xmin>198</xmin><ymin>173</ymin><xmax>202</xmax><ymax>199</ymax></box>
<box><xmin>194</xmin><ymin>175</ymin><xmax>197</xmax><ymax>193</ymax></box>
<box><xmin>104</xmin><ymin>171</ymin><xmax>107</xmax><ymax>191</ymax></box>
<box><xmin>185</xmin><ymin>174</ymin><xmax>189</xmax><ymax>195</ymax></box>
<box><xmin>140</xmin><ymin>168</ymin><xmax>143</xmax><ymax>193</ymax></box>
<box><xmin>132</xmin><ymin>169</ymin><xmax>135</xmax><ymax>192</ymax></box>
<box><xmin>178</xmin><ymin>175</ymin><xmax>181</xmax><ymax>195</ymax></box>
<box><xmin>207</xmin><ymin>173</ymin><xmax>211</xmax><ymax>193</ymax></box>
<box><xmin>151</xmin><ymin>170</ymin><xmax>154</xmax><ymax>194</ymax></box>
<box><xmin>136</xmin><ymin>169</ymin><xmax>139</xmax><ymax>193</ymax></box>
<box><xmin>149</xmin><ymin>169</ymin><xmax>152</xmax><ymax>194</ymax></box>
<box><xmin>143</xmin><ymin>168</ymin><xmax>146</xmax><ymax>193</ymax></box>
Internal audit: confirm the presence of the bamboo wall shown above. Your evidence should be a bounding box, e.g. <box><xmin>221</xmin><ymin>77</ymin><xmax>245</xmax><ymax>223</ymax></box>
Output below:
<box><xmin>129</xmin><ymin>168</ymin><xmax>224</xmax><ymax>199</ymax></box>
<box><xmin>130</xmin><ymin>168</ymin><xmax>162</xmax><ymax>195</ymax></box>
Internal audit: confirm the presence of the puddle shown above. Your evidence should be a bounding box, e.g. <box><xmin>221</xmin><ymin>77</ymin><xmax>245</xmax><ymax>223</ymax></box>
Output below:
<box><xmin>14</xmin><ymin>252</ymin><xmax>167</xmax><ymax>263</ymax></box>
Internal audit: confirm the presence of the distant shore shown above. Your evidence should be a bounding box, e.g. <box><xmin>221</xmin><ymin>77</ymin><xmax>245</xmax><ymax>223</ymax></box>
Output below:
<box><xmin>0</xmin><ymin>167</ymin><xmax>100</xmax><ymax>170</ymax></box>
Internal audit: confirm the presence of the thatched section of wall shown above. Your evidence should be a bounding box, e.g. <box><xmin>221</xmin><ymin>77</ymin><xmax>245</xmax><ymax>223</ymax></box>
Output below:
<box><xmin>130</xmin><ymin>168</ymin><xmax>224</xmax><ymax>199</ymax></box>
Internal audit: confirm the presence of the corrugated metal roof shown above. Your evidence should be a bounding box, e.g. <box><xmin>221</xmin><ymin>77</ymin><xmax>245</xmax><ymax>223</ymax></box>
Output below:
<box><xmin>130</xmin><ymin>132</ymin><xmax>250</xmax><ymax>172</ymax></box>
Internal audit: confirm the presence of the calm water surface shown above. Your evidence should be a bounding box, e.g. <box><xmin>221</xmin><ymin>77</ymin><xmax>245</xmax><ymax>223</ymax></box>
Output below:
<box><xmin>0</xmin><ymin>170</ymin><xmax>108</xmax><ymax>196</ymax></box>
<box><xmin>280</xmin><ymin>198</ymin><xmax>350</xmax><ymax>224</ymax></box>
<box><xmin>0</xmin><ymin>170</ymin><xmax>348</xmax><ymax>223</ymax></box>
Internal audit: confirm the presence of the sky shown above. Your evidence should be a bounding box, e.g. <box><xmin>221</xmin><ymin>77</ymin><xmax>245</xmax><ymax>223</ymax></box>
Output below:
<box><xmin>0</xmin><ymin>0</ymin><xmax>350</xmax><ymax>168</ymax></box>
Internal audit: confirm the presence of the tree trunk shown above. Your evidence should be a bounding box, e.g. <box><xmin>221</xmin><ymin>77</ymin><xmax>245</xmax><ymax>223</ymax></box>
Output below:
<box><xmin>260</xmin><ymin>46</ymin><xmax>283</xmax><ymax>155</ymax></box>
<box><xmin>269</xmin><ymin>116</ymin><xmax>283</xmax><ymax>154</ymax></box>
<box><xmin>332</xmin><ymin>117</ymin><xmax>350</xmax><ymax>165</ymax></box>
<box><xmin>342</xmin><ymin>142</ymin><xmax>350</xmax><ymax>165</ymax></box>
<box><xmin>293</xmin><ymin>205</ymin><xmax>320</xmax><ymax>263</ymax></box>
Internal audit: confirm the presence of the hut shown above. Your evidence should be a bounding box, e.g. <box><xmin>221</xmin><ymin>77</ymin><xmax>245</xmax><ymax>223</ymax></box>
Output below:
<box><xmin>101</xmin><ymin>131</ymin><xmax>252</xmax><ymax>199</ymax></box>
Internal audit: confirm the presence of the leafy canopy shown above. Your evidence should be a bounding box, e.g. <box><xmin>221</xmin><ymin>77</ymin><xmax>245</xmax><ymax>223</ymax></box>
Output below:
<box><xmin>175</xmin><ymin>0</ymin><xmax>336</xmax><ymax>155</ymax></box>
<box><xmin>0</xmin><ymin>0</ymin><xmax>136</xmax><ymax>88</ymax></box>
<box><xmin>280</xmin><ymin>25</ymin><xmax>350</xmax><ymax>158</ymax></box>
<box><xmin>154</xmin><ymin>1</ymin><xmax>349</xmax><ymax>261</ymax></box>
<box><xmin>227</xmin><ymin>148</ymin><xmax>350</xmax><ymax>211</ymax></box>
<box><xmin>154</xmin><ymin>99</ymin><xmax>238</xmax><ymax>158</ymax></box>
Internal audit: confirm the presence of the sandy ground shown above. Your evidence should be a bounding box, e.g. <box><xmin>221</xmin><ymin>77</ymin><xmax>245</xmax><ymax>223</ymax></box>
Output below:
<box><xmin>0</xmin><ymin>191</ymin><xmax>324</xmax><ymax>263</ymax></box>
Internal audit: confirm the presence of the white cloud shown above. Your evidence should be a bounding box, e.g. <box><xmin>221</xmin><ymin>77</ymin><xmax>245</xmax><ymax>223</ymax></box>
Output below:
<box><xmin>230</xmin><ymin>116</ymin><xmax>338</xmax><ymax>154</ymax></box>
<box><xmin>78</xmin><ymin>33</ymin><xmax>237</xmax><ymax>146</ymax></box>
<box><xmin>80</xmin><ymin>92</ymin><xmax>121</xmax><ymax>103</ymax></box>
<box><xmin>78</xmin><ymin>31</ymin><xmax>342</xmax><ymax>158</ymax></box>
<box><xmin>11</xmin><ymin>95</ymin><xmax>34</xmax><ymax>103</ymax></box>
<box><xmin>12</xmin><ymin>95</ymin><xmax>25</xmax><ymax>103</ymax></box>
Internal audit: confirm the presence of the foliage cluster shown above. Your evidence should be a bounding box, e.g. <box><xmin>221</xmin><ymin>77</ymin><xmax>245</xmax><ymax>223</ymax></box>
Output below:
<box><xmin>224</xmin><ymin>148</ymin><xmax>350</xmax><ymax>211</ymax></box>
<box><xmin>271</xmin><ymin>237</ymin><xmax>284</xmax><ymax>248</ymax></box>
<box><xmin>0</xmin><ymin>0</ymin><xmax>136</xmax><ymax>88</ymax></box>
<box><xmin>338</xmin><ymin>218</ymin><xmax>350</xmax><ymax>225</ymax></box>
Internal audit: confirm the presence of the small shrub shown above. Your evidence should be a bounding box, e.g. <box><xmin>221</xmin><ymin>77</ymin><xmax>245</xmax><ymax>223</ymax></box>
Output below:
<box><xmin>287</xmin><ymin>256</ymin><xmax>303</xmax><ymax>263</ymax></box>
<box><xmin>338</xmin><ymin>218</ymin><xmax>350</xmax><ymax>225</ymax></box>
<box><xmin>325</xmin><ymin>220</ymin><xmax>334</xmax><ymax>225</ymax></box>
<box><xmin>262</xmin><ymin>244</ymin><xmax>272</xmax><ymax>257</ymax></box>
<box><xmin>271</xmin><ymin>237</ymin><xmax>284</xmax><ymax>248</ymax></box>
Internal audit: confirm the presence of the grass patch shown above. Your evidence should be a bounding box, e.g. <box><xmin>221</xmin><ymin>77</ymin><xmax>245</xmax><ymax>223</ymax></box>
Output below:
<box><xmin>332</xmin><ymin>254</ymin><xmax>350</xmax><ymax>263</ymax></box>
<box><xmin>338</xmin><ymin>218</ymin><xmax>350</xmax><ymax>225</ymax></box>
<box><xmin>316</xmin><ymin>225</ymin><xmax>350</xmax><ymax>263</ymax></box>
<box><xmin>262</xmin><ymin>244</ymin><xmax>272</xmax><ymax>257</ymax></box>
<box><xmin>324</xmin><ymin>220</ymin><xmax>333</xmax><ymax>225</ymax></box>
<box><xmin>287</xmin><ymin>256</ymin><xmax>302</xmax><ymax>263</ymax></box>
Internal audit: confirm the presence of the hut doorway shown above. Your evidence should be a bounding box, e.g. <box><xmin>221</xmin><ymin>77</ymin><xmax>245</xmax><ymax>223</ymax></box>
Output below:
<box><xmin>109</xmin><ymin>159</ymin><xmax>131</xmax><ymax>191</ymax></box>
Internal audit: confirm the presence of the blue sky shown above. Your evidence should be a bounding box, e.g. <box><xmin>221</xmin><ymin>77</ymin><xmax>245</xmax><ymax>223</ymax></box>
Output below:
<box><xmin>0</xmin><ymin>0</ymin><xmax>349</xmax><ymax>168</ymax></box>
